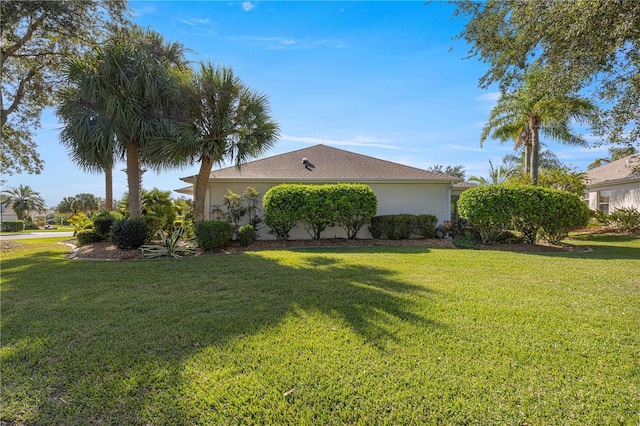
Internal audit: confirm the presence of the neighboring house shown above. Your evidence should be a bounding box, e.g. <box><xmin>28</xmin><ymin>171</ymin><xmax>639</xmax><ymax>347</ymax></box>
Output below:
<box><xmin>178</xmin><ymin>144</ymin><xmax>463</xmax><ymax>239</ymax></box>
<box><xmin>584</xmin><ymin>154</ymin><xmax>640</xmax><ymax>213</ymax></box>
<box><xmin>0</xmin><ymin>204</ymin><xmax>19</xmax><ymax>222</ymax></box>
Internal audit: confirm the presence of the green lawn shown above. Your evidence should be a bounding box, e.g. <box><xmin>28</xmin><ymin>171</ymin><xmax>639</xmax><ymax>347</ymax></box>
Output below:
<box><xmin>1</xmin><ymin>235</ymin><xmax>639</xmax><ymax>425</ymax></box>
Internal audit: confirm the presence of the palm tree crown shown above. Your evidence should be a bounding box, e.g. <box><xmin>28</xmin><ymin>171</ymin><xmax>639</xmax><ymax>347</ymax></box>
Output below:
<box><xmin>481</xmin><ymin>63</ymin><xmax>597</xmax><ymax>184</ymax></box>
<box><xmin>1</xmin><ymin>184</ymin><xmax>46</xmax><ymax>220</ymax></box>
<box><xmin>162</xmin><ymin>63</ymin><xmax>280</xmax><ymax>222</ymax></box>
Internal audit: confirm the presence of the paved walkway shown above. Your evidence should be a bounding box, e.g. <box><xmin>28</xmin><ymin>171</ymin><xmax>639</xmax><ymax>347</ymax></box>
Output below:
<box><xmin>0</xmin><ymin>232</ymin><xmax>74</xmax><ymax>241</ymax></box>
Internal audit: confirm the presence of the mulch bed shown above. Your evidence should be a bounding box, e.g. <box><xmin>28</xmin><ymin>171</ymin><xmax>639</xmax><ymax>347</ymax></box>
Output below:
<box><xmin>64</xmin><ymin>237</ymin><xmax>590</xmax><ymax>261</ymax></box>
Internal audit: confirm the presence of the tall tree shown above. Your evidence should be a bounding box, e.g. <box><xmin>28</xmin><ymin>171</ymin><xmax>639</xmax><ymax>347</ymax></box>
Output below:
<box><xmin>56</xmin><ymin>26</ymin><xmax>187</xmax><ymax>218</ymax></box>
<box><xmin>1</xmin><ymin>0</ymin><xmax>127</xmax><ymax>175</ymax></box>
<box><xmin>455</xmin><ymin>0</ymin><xmax>640</xmax><ymax>147</ymax></box>
<box><xmin>427</xmin><ymin>164</ymin><xmax>466</xmax><ymax>179</ymax></box>
<box><xmin>480</xmin><ymin>64</ymin><xmax>596</xmax><ymax>184</ymax></box>
<box><xmin>1</xmin><ymin>185</ymin><xmax>46</xmax><ymax>220</ymax></box>
<box><xmin>166</xmin><ymin>63</ymin><xmax>280</xmax><ymax>222</ymax></box>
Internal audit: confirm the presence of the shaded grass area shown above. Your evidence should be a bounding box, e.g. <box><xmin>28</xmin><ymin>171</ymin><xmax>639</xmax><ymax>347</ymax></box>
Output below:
<box><xmin>1</xmin><ymin>236</ymin><xmax>639</xmax><ymax>424</ymax></box>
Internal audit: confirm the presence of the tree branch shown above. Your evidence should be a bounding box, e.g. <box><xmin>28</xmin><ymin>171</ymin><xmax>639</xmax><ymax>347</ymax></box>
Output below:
<box><xmin>1</xmin><ymin>68</ymin><xmax>36</xmax><ymax>127</ymax></box>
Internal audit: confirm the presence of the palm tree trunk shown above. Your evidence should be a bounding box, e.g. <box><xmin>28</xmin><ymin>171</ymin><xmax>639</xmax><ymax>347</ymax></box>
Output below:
<box><xmin>524</xmin><ymin>143</ymin><xmax>531</xmax><ymax>176</ymax></box>
<box><xmin>194</xmin><ymin>155</ymin><xmax>214</xmax><ymax>222</ymax></box>
<box><xmin>529</xmin><ymin>117</ymin><xmax>541</xmax><ymax>185</ymax></box>
<box><xmin>105</xmin><ymin>166</ymin><xmax>113</xmax><ymax>212</ymax></box>
<box><xmin>126</xmin><ymin>140</ymin><xmax>143</xmax><ymax>218</ymax></box>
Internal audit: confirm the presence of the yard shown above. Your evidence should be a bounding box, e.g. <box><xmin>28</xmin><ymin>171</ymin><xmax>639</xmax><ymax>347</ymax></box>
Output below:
<box><xmin>1</xmin><ymin>235</ymin><xmax>638</xmax><ymax>424</ymax></box>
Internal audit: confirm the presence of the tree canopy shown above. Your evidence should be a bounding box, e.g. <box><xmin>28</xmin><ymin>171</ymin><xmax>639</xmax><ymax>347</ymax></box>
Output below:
<box><xmin>1</xmin><ymin>0</ymin><xmax>128</xmax><ymax>176</ymax></box>
<box><xmin>455</xmin><ymin>0</ymin><xmax>640</xmax><ymax>146</ymax></box>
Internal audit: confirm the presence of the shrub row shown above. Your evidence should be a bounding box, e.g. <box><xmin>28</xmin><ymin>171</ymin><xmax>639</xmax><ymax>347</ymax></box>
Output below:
<box><xmin>369</xmin><ymin>214</ymin><xmax>438</xmax><ymax>240</ymax></box>
<box><xmin>595</xmin><ymin>207</ymin><xmax>640</xmax><ymax>232</ymax></box>
<box><xmin>263</xmin><ymin>183</ymin><xmax>378</xmax><ymax>240</ymax></box>
<box><xmin>457</xmin><ymin>184</ymin><xmax>589</xmax><ymax>244</ymax></box>
<box><xmin>195</xmin><ymin>220</ymin><xmax>235</xmax><ymax>251</ymax></box>
<box><xmin>1</xmin><ymin>221</ymin><xmax>24</xmax><ymax>232</ymax></box>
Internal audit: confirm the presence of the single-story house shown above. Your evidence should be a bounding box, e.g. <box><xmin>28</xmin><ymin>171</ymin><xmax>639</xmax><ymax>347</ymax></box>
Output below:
<box><xmin>584</xmin><ymin>154</ymin><xmax>640</xmax><ymax>213</ymax></box>
<box><xmin>178</xmin><ymin>144</ymin><xmax>463</xmax><ymax>239</ymax></box>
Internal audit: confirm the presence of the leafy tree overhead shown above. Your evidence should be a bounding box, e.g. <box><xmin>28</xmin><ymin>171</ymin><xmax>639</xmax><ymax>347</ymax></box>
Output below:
<box><xmin>1</xmin><ymin>0</ymin><xmax>127</xmax><ymax>176</ymax></box>
<box><xmin>427</xmin><ymin>164</ymin><xmax>466</xmax><ymax>179</ymax></box>
<box><xmin>1</xmin><ymin>185</ymin><xmax>46</xmax><ymax>220</ymax></box>
<box><xmin>455</xmin><ymin>0</ymin><xmax>640</xmax><ymax>146</ymax></box>
<box><xmin>480</xmin><ymin>63</ymin><xmax>596</xmax><ymax>184</ymax></box>
<box><xmin>57</xmin><ymin>26</ymin><xmax>188</xmax><ymax>218</ymax></box>
<box><xmin>166</xmin><ymin>63</ymin><xmax>280</xmax><ymax>222</ymax></box>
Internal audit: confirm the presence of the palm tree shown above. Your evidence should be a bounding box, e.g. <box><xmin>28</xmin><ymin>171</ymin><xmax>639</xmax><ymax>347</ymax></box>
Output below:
<box><xmin>165</xmin><ymin>63</ymin><xmax>280</xmax><ymax>222</ymax></box>
<box><xmin>56</xmin><ymin>26</ymin><xmax>187</xmax><ymax>218</ymax></box>
<box><xmin>481</xmin><ymin>63</ymin><xmax>597</xmax><ymax>184</ymax></box>
<box><xmin>469</xmin><ymin>160</ymin><xmax>515</xmax><ymax>185</ymax></box>
<box><xmin>588</xmin><ymin>146</ymin><xmax>638</xmax><ymax>169</ymax></box>
<box><xmin>1</xmin><ymin>185</ymin><xmax>46</xmax><ymax>221</ymax></box>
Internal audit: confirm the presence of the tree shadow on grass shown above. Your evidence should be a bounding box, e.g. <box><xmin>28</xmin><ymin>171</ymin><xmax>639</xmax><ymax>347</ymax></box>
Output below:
<box><xmin>1</xmin><ymin>248</ymin><xmax>441</xmax><ymax>424</ymax></box>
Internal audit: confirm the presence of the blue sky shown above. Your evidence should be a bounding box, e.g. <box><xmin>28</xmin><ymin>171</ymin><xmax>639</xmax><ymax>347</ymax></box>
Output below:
<box><xmin>4</xmin><ymin>1</ymin><xmax>608</xmax><ymax>208</ymax></box>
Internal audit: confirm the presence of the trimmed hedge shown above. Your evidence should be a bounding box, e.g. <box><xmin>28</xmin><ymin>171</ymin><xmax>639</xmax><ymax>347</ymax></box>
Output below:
<box><xmin>263</xmin><ymin>183</ymin><xmax>378</xmax><ymax>240</ymax></box>
<box><xmin>369</xmin><ymin>214</ymin><xmax>438</xmax><ymax>240</ymax></box>
<box><xmin>1</xmin><ymin>221</ymin><xmax>24</xmax><ymax>232</ymax></box>
<box><xmin>195</xmin><ymin>220</ymin><xmax>235</xmax><ymax>251</ymax></box>
<box><xmin>457</xmin><ymin>184</ymin><xmax>589</xmax><ymax>244</ymax></box>
<box><xmin>110</xmin><ymin>218</ymin><xmax>150</xmax><ymax>249</ymax></box>
<box><xmin>76</xmin><ymin>230</ymin><xmax>103</xmax><ymax>246</ymax></box>
<box><xmin>92</xmin><ymin>213</ymin><xmax>116</xmax><ymax>240</ymax></box>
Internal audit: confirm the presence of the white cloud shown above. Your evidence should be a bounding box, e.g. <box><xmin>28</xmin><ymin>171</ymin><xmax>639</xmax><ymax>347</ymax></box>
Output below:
<box><xmin>177</xmin><ymin>17</ymin><xmax>212</xmax><ymax>27</ymax></box>
<box><xmin>242</xmin><ymin>1</ymin><xmax>255</xmax><ymax>12</ymax></box>
<box><xmin>280</xmin><ymin>133</ymin><xmax>400</xmax><ymax>150</ymax></box>
<box><xmin>475</xmin><ymin>91</ymin><xmax>501</xmax><ymax>102</ymax></box>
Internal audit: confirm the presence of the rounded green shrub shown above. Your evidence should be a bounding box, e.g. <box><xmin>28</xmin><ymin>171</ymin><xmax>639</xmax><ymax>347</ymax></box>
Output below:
<box><xmin>76</xmin><ymin>230</ymin><xmax>103</xmax><ymax>246</ymax></box>
<box><xmin>414</xmin><ymin>214</ymin><xmax>438</xmax><ymax>238</ymax></box>
<box><xmin>238</xmin><ymin>224</ymin><xmax>256</xmax><ymax>246</ymax></box>
<box><xmin>109</xmin><ymin>218</ymin><xmax>150</xmax><ymax>249</ymax></box>
<box><xmin>332</xmin><ymin>183</ymin><xmax>378</xmax><ymax>239</ymax></box>
<box><xmin>92</xmin><ymin>213</ymin><xmax>116</xmax><ymax>240</ymax></box>
<box><xmin>263</xmin><ymin>184</ymin><xmax>306</xmax><ymax>240</ymax></box>
<box><xmin>195</xmin><ymin>220</ymin><xmax>235</xmax><ymax>251</ymax></box>
<box><xmin>458</xmin><ymin>184</ymin><xmax>589</xmax><ymax>244</ymax></box>
<box><xmin>369</xmin><ymin>214</ymin><xmax>414</xmax><ymax>240</ymax></box>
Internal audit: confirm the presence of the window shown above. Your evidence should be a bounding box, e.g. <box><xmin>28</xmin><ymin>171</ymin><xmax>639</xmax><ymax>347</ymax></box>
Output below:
<box><xmin>598</xmin><ymin>190</ymin><xmax>611</xmax><ymax>214</ymax></box>
<box><xmin>582</xmin><ymin>192</ymin><xmax>590</xmax><ymax>206</ymax></box>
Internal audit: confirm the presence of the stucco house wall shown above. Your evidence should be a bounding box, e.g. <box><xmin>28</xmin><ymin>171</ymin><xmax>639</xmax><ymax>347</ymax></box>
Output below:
<box><xmin>179</xmin><ymin>144</ymin><xmax>463</xmax><ymax>240</ymax></box>
<box><xmin>584</xmin><ymin>155</ymin><xmax>640</xmax><ymax>213</ymax></box>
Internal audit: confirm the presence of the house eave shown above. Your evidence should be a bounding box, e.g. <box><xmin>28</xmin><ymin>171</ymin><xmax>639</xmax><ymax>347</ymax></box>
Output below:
<box><xmin>180</xmin><ymin>176</ymin><xmax>461</xmax><ymax>185</ymax></box>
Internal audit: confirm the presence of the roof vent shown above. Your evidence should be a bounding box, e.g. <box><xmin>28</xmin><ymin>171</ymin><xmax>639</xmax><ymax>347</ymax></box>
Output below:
<box><xmin>302</xmin><ymin>157</ymin><xmax>315</xmax><ymax>171</ymax></box>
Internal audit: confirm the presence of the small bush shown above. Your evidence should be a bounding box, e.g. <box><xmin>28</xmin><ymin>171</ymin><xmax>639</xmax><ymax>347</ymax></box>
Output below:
<box><xmin>238</xmin><ymin>224</ymin><xmax>256</xmax><ymax>246</ymax></box>
<box><xmin>1</xmin><ymin>221</ymin><xmax>24</xmax><ymax>232</ymax></box>
<box><xmin>608</xmin><ymin>207</ymin><xmax>640</xmax><ymax>232</ymax></box>
<box><xmin>142</xmin><ymin>215</ymin><xmax>165</xmax><ymax>237</ymax></box>
<box><xmin>110</xmin><ymin>218</ymin><xmax>150</xmax><ymax>249</ymax></box>
<box><xmin>76</xmin><ymin>230</ymin><xmax>103</xmax><ymax>246</ymax></box>
<box><xmin>92</xmin><ymin>213</ymin><xmax>116</xmax><ymax>240</ymax></box>
<box><xmin>24</xmin><ymin>223</ymin><xmax>39</xmax><ymax>230</ymax></box>
<box><xmin>195</xmin><ymin>220</ymin><xmax>235</xmax><ymax>251</ymax></box>
<box><xmin>263</xmin><ymin>185</ymin><xmax>306</xmax><ymax>240</ymax></box>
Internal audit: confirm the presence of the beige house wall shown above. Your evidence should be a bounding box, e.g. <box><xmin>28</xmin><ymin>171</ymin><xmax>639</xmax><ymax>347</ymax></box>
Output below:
<box><xmin>205</xmin><ymin>180</ymin><xmax>452</xmax><ymax>240</ymax></box>
<box><xmin>586</xmin><ymin>181</ymin><xmax>640</xmax><ymax>212</ymax></box>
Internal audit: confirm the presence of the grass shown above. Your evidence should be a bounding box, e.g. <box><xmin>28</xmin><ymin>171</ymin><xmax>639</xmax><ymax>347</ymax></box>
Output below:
<box><xmin>1</xmin><ymin>235</ymin><xmax>639</xmax><ymax>425</ymax></box>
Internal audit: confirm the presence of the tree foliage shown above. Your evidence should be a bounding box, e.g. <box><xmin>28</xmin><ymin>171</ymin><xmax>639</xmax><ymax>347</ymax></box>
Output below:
<box><xmin>480</xmin><ymin>63</ymin><xmax>596</xmax><ymax>184</ymax></box>
<box><xmin>1</xmin><ymin>0</ymin><xmax>127</xmax><ymax>175</ymax></box>
<box><xmin>165</xmin><ymin>63</ymin><xmax>280</xmax><ymax>222</ymax></box>
<box><xmin>57</xmin><ymin>26</ymin><xmax>187</xmax><ymax>218</ymax></box>
<box><xmin>455</xmin><ymin>0</ymin><xmax>640</xmax><ymax>146</ymax></box>
<box><xmin>427</xmin><ymin>164</ymin><xmax>466</xmax><ymax>179</ymax></box>
<box><xmin>1</xmin><ymin>184</ymin><xmax>46</xmax><ymax>220</ymax></box>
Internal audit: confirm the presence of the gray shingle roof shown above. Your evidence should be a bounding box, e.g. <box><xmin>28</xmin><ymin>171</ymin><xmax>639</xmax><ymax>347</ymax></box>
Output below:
<box><xmin>585</xmin><ymin>154</ymin><xmax>640</xmax><ymax>187</ymax></box>
<box><xmin>181</xmin><ymin>144</ymin><xmax>462</xmax><ymax>183</ymax></box>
